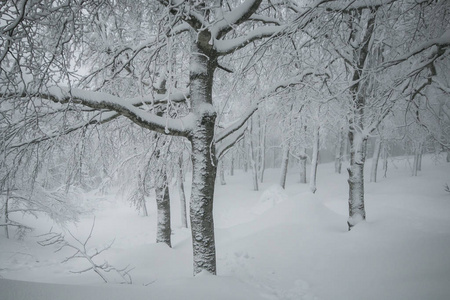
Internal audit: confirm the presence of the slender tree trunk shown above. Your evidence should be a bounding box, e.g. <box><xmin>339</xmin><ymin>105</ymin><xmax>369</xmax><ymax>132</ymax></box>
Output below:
<box><xmin>417</xmin><ymin>145</ymin><xmax>423</xmax><ymax>171</ymax></box>
<box><xmin>177</xmin><ymin>155</ymin><xmax>188</xmax><ymax>229</ymax></box>
<box><xmin>335</xmin><ymin>128</ymin><xmax>344</xmax><ymax>174</ymax></box>
<box><xmin>299</xmin><ymin>150</ymin><xmax>307</xmax><ymax>184</ymax></box>
<box><xmin>447</xmin><ymin>151</ymin><xmax>450</xmax><ymax>162</ymax></box>
<box><xmin>156</xmin><ymin>179</ymin><xmax>171</xmax><ymax>247</ymax></box>
<box><xmin>310</xmin><ymin>125</ymin><xmax>320</xmax><ymax>193</ymax></box>
<box><xmin>230</xmin><ymin>152</ymin><xmax>234</xmax><ymax>176</ymax></box>
<box><xmin>370</xmin><ymin>138</ymin><xmax>382</xmax><ymax>182</ymax></box>
<box><xmin>412</xmin><ymin>143</ymin><xmax>422</xmax><ymax>176</ymax></box>
<box><xmin>219</xmin><ymin>158</ymin><xmax>226</xmax><ymax>185</ymax></box>
<box><xmin>382</xmin><ymin>144</ymin><xmax>388</xmax><ymax>178</ymax></box>
<box><xmin>279</xmin><ymin>143</ymin><xmax>290</xmax><ymax>189</ymax></box>
<box><xmin>259</xmin><ymin>118</ymin><xmax>266</xmax><ymax>183</ymax></box>
<box><xmin>248</xmin><ymin>117</ymin><xmax>259</xmax><ymax>191</ymax></box>
<box><xmin>2</xmin><ymin>190</ymin><xmax>9</xmax><ymax>239</ymax></box>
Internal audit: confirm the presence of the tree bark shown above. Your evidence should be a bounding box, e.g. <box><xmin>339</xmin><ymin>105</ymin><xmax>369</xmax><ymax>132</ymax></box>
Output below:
<box><xmin>347</xmin><ymin>133</ymin><xmax>368</xmax><ymax>230</ymax></box>
<box><xmin>177</xmin><ymin>155</ymin><xmax>188</xmax><ymax>229</ymax></box>
<box><xmin>279</xmin><ymin>143</ymin><xmax>289</xmax><ymax>189</ymax></box>
<box><xmin>188</xmin><ymin>32</ymin><xmax>218</xmax><ymax>275</ymax></box>
<box><xmin>156</xmin><ymin>179</ymin><xmax>171</xmax><ymax>247</ymax></box>
<box><xmin>370</xmin><ymin>137</ymin><xmax>382</xmax><ymax>182</ymax></box>
<box><xmin>310</xmin><ymin>125</ymin><xmax>320</xmax><ymax>193</ymax></box>
<box><xmin>259</xmin><ymin>117</ymin><xmax>267</xmax><ymax>183</ymax></box>
<box><xmin>335</xmin><ymin>128</ymin><xmax>344</xmax><ymax>174</ymax></box>
<box><xmin>248</xmin><ymin>117</ymin><xmax>259</xmax><ymax>191</ymax></box>
<box><xmin>299</xmin><ymin>150</ymin><xmax>307</xmax><ymax>184</ymax></box>
<box><xmin>219</xmin><ymin>158</ymin><xmax>226</xmax><ymax>185</ymax></box>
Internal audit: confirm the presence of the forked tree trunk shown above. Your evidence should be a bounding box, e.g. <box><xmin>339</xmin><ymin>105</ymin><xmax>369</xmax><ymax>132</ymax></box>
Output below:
<box><xmin>156</xmin><ymin>179</ymin><xmax>171</xmax><ymax>247</ymax></box>
<box><xmin>279</xmin><ymin>143</ymin><xmax>289</xmax><ymax>189</ymax></box>
<box><xmin>310</xmin><ymin>125</ymin><xmax>320</xmax><ymax>193</ymax></box>
<box><xmin>370</xmin><ymin>137</ymin><xmax>382</xmax><ymax>182</ymax></box>
<box><xmin>177</xmin><ymin>155</ymin><xmax>188</xmax><ymax>228</ymax></box>
<box><xmin>347</xmin><ymin>133</ymin><xmax>368</xmax><ymax>230</ymax></box>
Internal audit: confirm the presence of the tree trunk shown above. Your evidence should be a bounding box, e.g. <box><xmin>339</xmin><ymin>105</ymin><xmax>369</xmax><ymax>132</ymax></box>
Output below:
<box><xmin>417</xmin><ymin>145</ymin><xmax>423</xmax><ymax>171</ymax></box>
<box><xmin>299</xmin><ymin>150</ymin><xmax>307</xmax><ymax>184</ymax></box>
<box><xmin>370</xmin><ymin>138</ymin><xmax>382</xmax><ymax>183</ymax></box>
<box><xmin>310</xmin><ymin>125</ymin><xmax>320</xmax><ymax>193</ymax></box>
<box><xmin>335</xmin><ymin>128</ymin><xmax>344</xmax><ymax>174</ymax></box>
<box><xmin>188</xmin><ymin>33</ymin><xmax>218</xmax><ymax>275</ymax></box>
<box><xmin>412</xmin><ymin>143</ymin><xmax>422</xmax><ymax>176</ymax></box>
<box><xmin>259</xmin><ymin>117</ymin><xmax>266</xmax><ymax>183</ymax></box>
<box><xmin>156</xmin><ymin>179</ymin><xmax>171</xmax><ymax>247</ymax></box>
<box><xmin>382</xmin><ymin>144</ymin><xmax>388</xmax><ymax>178</ymax></box>
<box><xmin>177</xmin><ymin>155</ymin><xmax>188</xmax><ymax>229</ymax></box>
<box><xmin>347</xmin><ymin>133</ymin><xmax>368</xmax><ymax>230</ymax></box>
<box><xmin>279</xmin><ymin>143</ymin><xmax>289</xmax><ymax>189</ymax></box>
<box><xmin>219</xmin><ymin>158</ymin><xmax>226</xmax><ymax>185</ymax></box>
<box><xmin>447</xmin><ymin>151</ymin><xmax>450</xmax><ymax>162</ymax></box>
<box><xmin>230</xmin><ymin>152</ymin><xmax>234</xmax><ymax>176</ymax></box>
<box><xmin>248</xmin><ymin>118</ymin><xmax>259</xmax><ymax>191</ymax></box>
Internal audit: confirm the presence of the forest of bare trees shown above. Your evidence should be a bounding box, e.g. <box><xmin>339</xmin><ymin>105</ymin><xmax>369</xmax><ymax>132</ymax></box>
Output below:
<box><xmin>1</xmin><ymin>0</ymin><xmax>449</xmax><ymax>276</ymax></box>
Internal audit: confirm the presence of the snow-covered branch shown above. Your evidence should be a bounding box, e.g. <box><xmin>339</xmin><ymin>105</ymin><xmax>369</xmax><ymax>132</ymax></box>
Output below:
<box><xmin>211</xmin><ymin>0</ymin><xmax>263</xmax><ymax>39</ymax></box>
<box><xmin>2</xmin><ymin>86</ymin><xmax>193</xmax><ymax>137</ymax></box>
<box><xmin>214</xmin><ymin>25</ymin><xmax>286</xmax><ymax>55</ymax></box>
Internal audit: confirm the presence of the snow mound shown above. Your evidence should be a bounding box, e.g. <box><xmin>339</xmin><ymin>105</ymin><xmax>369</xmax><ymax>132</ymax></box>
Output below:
<box><xmin>253</xmin><ymin>184</ymin><xmax>287</xmax><ymax>215</ymax></box>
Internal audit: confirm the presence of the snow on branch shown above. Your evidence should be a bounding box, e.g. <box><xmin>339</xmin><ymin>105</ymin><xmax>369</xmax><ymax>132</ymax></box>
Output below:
<box><xmin>381</xmin><ymin>29</ymin><xmax>450</xmax><ymax>70</ymax></box>
<box><xmin>38</xmin><ymin>219</ymin><xmax>133</xmax><ymax>284</ymax></box>
<box><xmin>323</xmin><ymin>0</ymin><xmax>397</xmax><ymax>12</ymax></box>
<box><xmin>2</xmin><ymin>86</ymin><xmax>193</xmax><ymax>137</ymax></box>
<box><xmin>215</xmin><ymin>104</ymin><xmax>258</xmax><ymax>144</ymax></box>
<box><xmin>214</xmin><ymin>25</ymin><xmax>286</xmax><ymax>55</ymax></box>
<box><xmin>216</xmin><ymin>124</ymin><xmax>247</xmax><ymax>160</ymax></box>
<box><xmin>211</xmin><ymin>0</ymin><xmax>263</xmax><ymax>39</ymax></box>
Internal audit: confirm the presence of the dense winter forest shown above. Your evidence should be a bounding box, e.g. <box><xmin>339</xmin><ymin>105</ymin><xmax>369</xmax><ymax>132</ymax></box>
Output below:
<box><xmin>1</xmin><ymin>0</ymin><xmax>450</xmax><ymax>299</ymax></box>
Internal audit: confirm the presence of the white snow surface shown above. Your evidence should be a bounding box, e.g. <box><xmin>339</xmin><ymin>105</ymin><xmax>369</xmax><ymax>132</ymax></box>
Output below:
<box><xmin>1</xmin><ymin>155</ymin><xmax>450</xmax><ymax>299</ymax></box>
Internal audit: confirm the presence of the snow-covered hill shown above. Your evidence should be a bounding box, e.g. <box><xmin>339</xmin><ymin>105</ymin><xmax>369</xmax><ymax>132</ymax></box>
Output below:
<box><xmin>1</xmin><ymin>155</ymin><xmax>450</xmax><ymax>300</ymax></box>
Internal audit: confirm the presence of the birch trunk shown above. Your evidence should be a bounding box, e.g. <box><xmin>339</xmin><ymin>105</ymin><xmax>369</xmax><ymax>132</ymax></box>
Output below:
<box><xmin>230</xmin><ymin>152</ymin><xmax>234</xmax><ymax>176</ymax></box>
<box><xmin>309</xmin><ymin>125</ymin><xmax>320</xmax><ymax>193</ymax></box>
<box><xmin>347</xmin><ymin>133</ymin><xmax>368</xmax><ymax>230</ymax></box>
<box><xmin>370</xmin><ymin>138</ymin><xmax>382</xmax><ymax>182</ymax></box>
<box><xmin>259</xmin><ymin>118</ymin><xmax>267</xmax><ymax>183</ymax></box>
<box><xmin>156</xmin><ymin>180</ymin><xmax>171</xmax><ymax>247</ymax></box>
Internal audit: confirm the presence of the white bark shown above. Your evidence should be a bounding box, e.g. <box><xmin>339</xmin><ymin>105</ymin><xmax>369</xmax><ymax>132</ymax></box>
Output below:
<box><xmin>309</xmin><ymin>125</ymin><xmax>320</xmax><ymax>193</ymax></box>
<box><xmin>177</xmin><ymin>156</ymin><xmax>188</xmax><ymax>229</ymax></box>
<box><xmin>299</xmin><ymin>150</ymin><xmax>307</xmax><ymax>184</ymax></box>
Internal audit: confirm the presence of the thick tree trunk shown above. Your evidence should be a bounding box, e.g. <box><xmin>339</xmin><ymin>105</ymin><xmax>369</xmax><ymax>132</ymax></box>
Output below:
<box><xmin>310</xmin><ymin>125</ymin><xmax>320</xmax><ymax>193</ymax></box>
<box><xmin>279</xmin><ymin>143</ymin><xmax>289</xmax><ymax>189</ymax></box>
<box><xmin>347</xmin><ymin>133</ymin><xmax>368</xmax><ymax>230</ymax></box>
<box><xmin>156</xmin><ymin>180</ymin><xmax>171</xmax><ymax>247</ymax></box>
<box><xmin>188</xmin><ymin>32</ymin><xmax>218</xmax><ymax>275</ymax></box>
<box><xmin>177</xmin><ymin>156</ymin><xmax>188</xmax><ymax>229</ymax></box>
<box><xmin>370</xmin><ymin>138</ymin><xmax>382</xmax><ymax>182</ymax></box>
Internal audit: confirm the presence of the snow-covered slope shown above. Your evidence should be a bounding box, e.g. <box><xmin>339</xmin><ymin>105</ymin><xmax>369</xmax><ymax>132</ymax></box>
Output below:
<box><xmin>1</xmin><ymin>155</ymin><xmax>450</xmax><ymax>299</ymax></box>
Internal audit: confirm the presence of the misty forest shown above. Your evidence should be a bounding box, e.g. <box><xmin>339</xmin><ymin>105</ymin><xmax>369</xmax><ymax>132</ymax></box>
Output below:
<box><xmin>1</xmin><ymin>0</ymin><xmax>450</xmax><ymax>299</ymax></box>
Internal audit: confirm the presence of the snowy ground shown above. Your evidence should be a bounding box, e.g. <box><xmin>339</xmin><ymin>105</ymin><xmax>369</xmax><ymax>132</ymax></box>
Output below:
<box><xmin>1</xmin><ymin>155</ymin><xmax>450</xmax><ymax>300</ymax></box>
